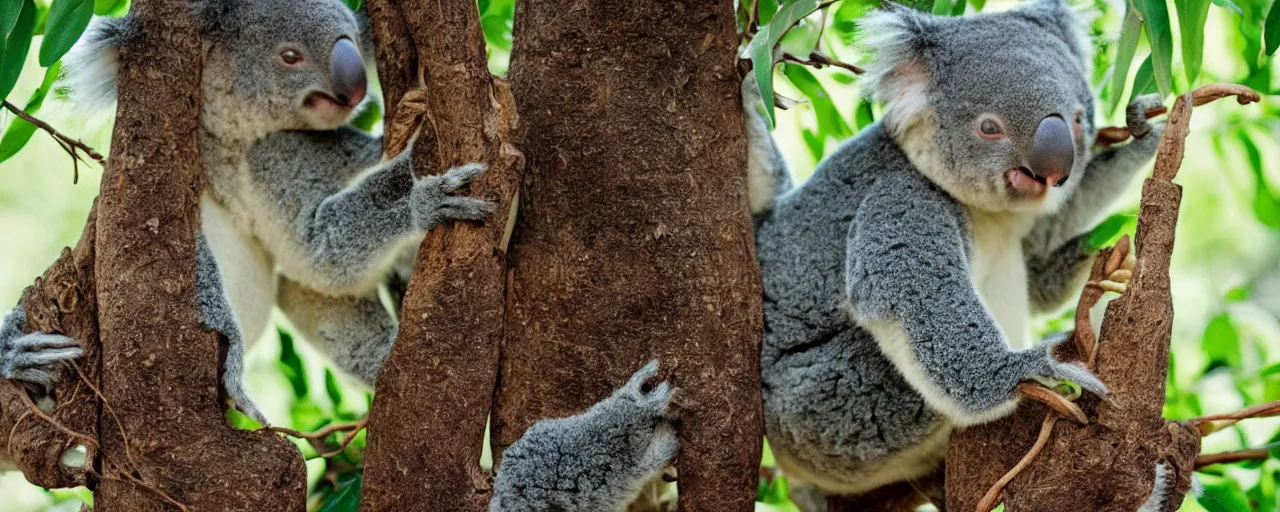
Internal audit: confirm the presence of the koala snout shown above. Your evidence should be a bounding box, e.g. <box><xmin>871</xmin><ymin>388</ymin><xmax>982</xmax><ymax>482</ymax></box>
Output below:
<box><xmin>330</xmin><ymin>38</ymin><xmax>367</xmax><ymax>108</ymax></box>
<box><xmin>1027</xmin><ymin>115</ymin><xmax>1074</xmax><ymax>187</ymax></box>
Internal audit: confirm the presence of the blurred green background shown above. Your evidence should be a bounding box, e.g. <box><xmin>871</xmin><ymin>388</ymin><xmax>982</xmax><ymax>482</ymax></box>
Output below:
<box><xmin>1</xmin><ymin>0</ymin><xmax>1279</xmax><ymax>510</ymax></box>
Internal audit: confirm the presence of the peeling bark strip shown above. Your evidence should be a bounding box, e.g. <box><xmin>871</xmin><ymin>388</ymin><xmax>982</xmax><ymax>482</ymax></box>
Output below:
<box><xmin>359</xmin><ymin>0</ymin><xmax>522</xmax><ymax>509</ymax></box>
<box><xmin>947</xmin><ymin>86</ymin><xmax>1260</xmax><ymax>512</ymax></box>
<box><xmin>93</xmin><ymin>0</ymin><xmax>306</xmax><ymax>509</ymax></box>
<box><xmin>497</xmin><ymin>1</ymin><xmax>765</xmax><ymax>510</ymax></box>
<box><xmin>0</xmin><ymin>203</ymin><xmax>100</xmax><ymax>489</ymax></box>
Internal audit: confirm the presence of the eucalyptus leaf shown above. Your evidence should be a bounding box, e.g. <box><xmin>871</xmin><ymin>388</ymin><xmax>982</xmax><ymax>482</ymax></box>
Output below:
<box><xmin>1266</xmin><ymin>0</ymin><xmax>1280</xmax><ymax>55</ymax></box>
<box><xmin>277</xmin><ymin>329</ymin><xmax>309</xmax><ymax>398</ymax></box>
<box><xmin>39</xmin><ymin>0</ymin><xmax>92</xmax><ymax>66</ymax></box>
<box><xmin>1107</xmin><ymin>5</ymin><xmax>1143</xmax><ymax>116</ymax></box>
<box><xmin>933</xmin><ymin>0</ymin><xmax>953</xmax><ymax>15</ymax></box>
<box><xmin>1</xmin><ymin>0</ymin><xmax>22</xmax><ymax>37</ymax></box>
<box><xmin>1128</xmin><ymin>55</ymin><xmax>1158</xmax><ymax>106</ymax></box>
<box><xmin>782</xmin><ymin>63</ymin><xmax>851</xmax><ymax>140</ymax></box>
<box><xmin>747</xmin><ymin>0</ymin><xmax>820</xmax><ymax>127</ymax></box>
<box><xmin>1134</xmin><ymin>0</ymin><xmax>1174</xmax><ymax>97</ymax></box>
<box><xmin>1085</xmin><ymin>213</ymin><xmax>1137</xmax><ymax>252</ymax></box>
<box><xmin>0</xmin><ymin>61</ymin><xmax>61</xmax><ymax>164</ymax></box>
<box><xmin>1175</xmin><ymin>0</ymin><xmax>1211</xmax><ymax>84</ymax></box>
<box><xmin>1201</xmin><ymin>313</ymin><xmax>1242</xmax><ymax>370</ymax></box>
<box><xmin>1211</xmin><ymin>0</ymin><xmax>1242</xmax><ymax>14</ymax></box>
<box><xmin>1240</xmin><ymin>132</ymin><xmax>1280</xmax><ymax>229</ymax></box>
<box><xmin>0</xmin><ymin>0</ymin><xmax>36</xmax><ymax>101</ymax></box>
<box><xmin>317</xmin><ymin>475</ymin><xmax>362</xmax><ymax>512</ymax></box>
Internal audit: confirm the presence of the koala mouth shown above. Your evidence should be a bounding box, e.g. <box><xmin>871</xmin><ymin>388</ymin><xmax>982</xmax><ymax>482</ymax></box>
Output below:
<box><xmin>1006</xmin><ymin>167</ymin><xmax>1048</xmax><ymax>197</ymax></box>
<box><xmin>303</xmin><ymin>92</ymin><xmax>353</xmax><ymax>125</ymax></box>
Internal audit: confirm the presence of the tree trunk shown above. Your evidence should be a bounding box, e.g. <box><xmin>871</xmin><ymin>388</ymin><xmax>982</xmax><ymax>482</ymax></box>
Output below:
<box><xmin>358</xmin><ymin>0</ymin><xmax>522</xmax><ymax>509</ymax></box>
<box><xmin>92</xmin><ymin>0</ymin><xmax>306</xmax><ymax>509</ymax></box>
<box><xmin>495</xmin><ymin>1</ymin><xmax>765</xmax><ymax>510</ymax></box>
<box><xmin>0</xmin><ymin>202</ymin><xmax>100</xmax><ymax>490</ymax></box>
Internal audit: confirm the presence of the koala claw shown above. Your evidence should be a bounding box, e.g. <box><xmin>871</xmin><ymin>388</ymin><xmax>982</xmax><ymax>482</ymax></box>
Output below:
<box><xmin>1098</xmin><ymin>244</ymin><xmax>1137</xmax><ymax>295</ymax></box>
<box><xmin>1126</xmin><ymin>93</ymin><xmax>1165</xmax><ymax>139</ymax></box>
<box><xmin>1</xmin><ymin>307</ymin><xmax>83</xmax><ymax>392</ymax></box>
<box><xmin>411</xmin><ymin>163</ymin><xmax>496</xmax><ymax>229</ymax></box>
<box><xmin>1029</xmin><ymin>335</ymin><xmax>1108</xmax><ymax>399</ymax></box>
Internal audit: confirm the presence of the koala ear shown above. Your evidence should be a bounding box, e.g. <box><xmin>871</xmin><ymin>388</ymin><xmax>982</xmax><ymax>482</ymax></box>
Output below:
<box><xmin>59</xmin><ymin>16</ymin><xmax>137</xmax><ymax>113</ymax></box>
<box><xmin>859</xmin><ymin>4</ymin><xmax>935</xmax><ymax>136</ymax></box>
<box><xmin>1013</xmin><ymin>0</ymin><xmax>1093</xmax><ymax>75</ymax></box>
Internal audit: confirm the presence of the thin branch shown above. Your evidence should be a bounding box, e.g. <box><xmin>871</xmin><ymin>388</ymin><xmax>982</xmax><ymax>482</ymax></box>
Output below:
<box><xmin>1189</xmin><ymin>400</ymin><xmax>1280</xmax><ymax>435</ymax></box>
<box><xmin>270</xmin><ymin>418</ymin><xmax>368</xmax><ymax>458</ymax></box>
<box><xmin>781</xmin><ymin>51</ymin><xmax>865</xmax><ymax>74</ymax></box>
<box><xmin>1195</xmin><ymin>448</ymin><xmax>1273</xmax><ymax>469</ymax></box>
<box><xmin>977</xmin><ymin>415</ymin><xmax>1058</xmax><ymax>512</ymax></box>
<box><xmin>2</xmin><ymin>101</ymin><xmax>105</xmax><ymax>184</ymax></box>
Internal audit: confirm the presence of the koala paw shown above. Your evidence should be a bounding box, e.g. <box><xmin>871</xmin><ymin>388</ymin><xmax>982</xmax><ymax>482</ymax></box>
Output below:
<box><xmin>1126</xmin><ymin>93</ymin><xmax>1166</xmax><ymax>139</ymax></box>
<box><xmin>614</xmin><ymin>360</ymin><xmax>681</xmax><ymax>470</ymax></box>
<box><xmin>410</xmin><ymin>163</ymin><xmax>496</xmax><ymax>230</ymax></box>
<box><xmin>1027</xmin><ymin>335</ymin><xmax>1108</xmax><ymax>399</ymax></box>
<box><xmin>1</xmin><ymin>308</ymin><xmax>82</xmax><ymax>392</ymax></box>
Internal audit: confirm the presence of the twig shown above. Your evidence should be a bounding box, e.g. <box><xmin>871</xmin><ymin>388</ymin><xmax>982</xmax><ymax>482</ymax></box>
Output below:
<box><xmin>1189</xmin><ymin>400</ymin><xmax>1280</xmax><ymax>436</ymax></box>
<box><xmin>2</xmin><ymin>100</ymin><xmax>105</xmax><ymax>184</ymax></box>
<box><xmin>1017</xmin><ymin>383</ymin><xmax>1087</xmax><ymax>424</ymax></box>
<box><xmin>271</xmin><ymin>418</ymin><xmax>368</xmax><ymax>458</ymax></box>
<box><xmin>976</xmin><ymin>414</ymin><xmax>1058</xmax><ymax>512</ymax></box>
<box><xmin>782</xmin><ymin>52</ymin><xmax>865</xmax><ymax>74</ymax></box>
<box><xmin>1195</xmin><ymin>448</ymin><xmax>1273</xmax><ymax>469</ymax></box>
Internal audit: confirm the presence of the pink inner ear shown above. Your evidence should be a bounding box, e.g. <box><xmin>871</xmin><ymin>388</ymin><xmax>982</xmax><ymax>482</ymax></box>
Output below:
<box><xmin>881</xmin><ymin>59</ymin><xmax>931</xmax><ymax>134</ymax></box>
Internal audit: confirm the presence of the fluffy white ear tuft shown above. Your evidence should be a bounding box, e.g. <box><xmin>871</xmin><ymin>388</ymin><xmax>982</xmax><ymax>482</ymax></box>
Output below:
<box><xmin>59</xmin><ymin>16</ymin><xmax>135</xmax><ymax>114</ymax></box>
<box><xmin>858</xmin><ymin>7</ymin><xmax>934</xmax><ymax>137</ymax></box>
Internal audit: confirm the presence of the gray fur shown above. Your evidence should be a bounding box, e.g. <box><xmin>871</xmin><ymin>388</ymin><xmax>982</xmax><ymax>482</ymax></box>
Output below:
<box><xmin>0</xmin><ymin>307</ymin><xmax>81</xmax><ymax>392</ymax></box>
<box><xmin>196</xmin><ymin>233</ymin><xmax>268</xmax><ymax>425</ymax></box>
<box><xmin>491</xmin><ymin>360</ymin><xmax>680</xmax><ymax>512</ymax></box>
<box><xmin>749</xmin><ymin>0</ymin><xmax>1160</xmax><ymax>498</ymax></box>
<box><xmin>45</xmin><ymin>0</ymin><xmax>493</xmax><ymax>425</ymax></box>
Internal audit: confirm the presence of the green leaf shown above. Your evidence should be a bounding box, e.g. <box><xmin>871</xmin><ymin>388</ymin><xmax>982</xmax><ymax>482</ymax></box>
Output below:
<box><xmin>1108</xmin><ymin>6</ymin><xmax>1143</xmax><ymax>116</ymax></box>
<box><xmin>1201</xmin><ymin>313</ymin><xmax>1242</xmax><ymax>370</ymax></box>
<box><xmin>1240</xmin><ymin>132</ymin><xmax>1280</xmax><ymax>229</ymax></box>
<box><xmin>783</xmin><ymin>64</ymin><xmax>851</xmax><ymax>140</ymax></box>
<box><xmin>758</xmin><ymin>0</ymin><xmax>779</xmax><ymax>26</ymax></box>
<box><xmin>933</xmin><ymin>0</ymin><xmax>952</xmax><ymax>15</ymax></box>
<box><xmin>950</xmin><ymin>0</ymin><xmax>967</xmax><ymax>16</ymax></box>
<box><xmin>0</xmin><ymin>0</ymin><xmax>36</xmax><ymax>101</ymax></box>
<box><xmin>324</xmin><ymin>368</ymin><xmax>344</xmax><ymax>412</ymax></box>
<box><xmin>1175</xmin><ymin>0</ymin><xmax>1211</xmax><ymax>84</ymax></box>
<box><xmin>746</xmin><ymin>0</ymin><xmax>820</xmax><ymax>127</ymax></box>
<box><xmin>349</xmin><ymin>97</ymin><xmax>382</xmax><ymax>132</ymax></box>
<box><xmin>39</xmin><ymin>0</ymin><xmax>92</xmax><ymax>66</ymax></box>
<box><xmin>1134</xmin><ymin>0</ymin><xmax>1174</xmax><ymax>97</ymax></box>
<box><xmin>854</xmin><ymin>98</ymin><xmax>875</xmax><ymax>130</ymax></box>
<box><xmin>1267</xmin><ymin>0</ymin><xmax>1280</xmax><ymax>55</ymax></box>
<box><xmin>970</xmin><ymin>0</ymin><xmax>986</xmax><ymax>10</ymax></box>
<box><xmin>1198</xmin><ymin>477</ymin><xmax>1253</xmax><ymax>512</ymax></box>
<box><xmin>1085</xmin><ymin>213</ymin><xmax>1137</xmax><ymax>252</ymax></box>
<box><xmin>1</xmin><ymin>0</ymin><xmax>22</xmax><ymax>37</ymax></box>
<box><xmin>317</xmin><ymin>474</ymin><xmax>362</xmax><ymax>512</ymax></box>
<box><xmin>340</xmin><ymin>0</ymin><xmax>363</xmax><ymax>11</ymax></box>
<box><xmin>1262</xmin><ymin>362</ymin><xmax>1280</xmax><ymax>376</ymax></box>
<box><xmin>1225</xmin><ymin>285</ymin><xmax>1251</xmax><ymax>302</ymax></box>
<box><xmin>1128</xmin><ymin>54</ymin><xmax>1158</xmax><ymax>106</ymax></box>
<box><xmin>0</xmin><ymin>61</ymin><xmax>60</xmax><ymax>163</ymax></box>
<box><xmin>276</xmin><ymin>329</ymin><xmax>309</xmax><ymax>398</ymax></box>
<box><xmin>92</xmin><ymin>0</ymin><xmax>127</xmax><ymax>16</ymax></box>
<box><xmin>1211</xmin><ymin>0</ymin><xmax>1242</xmax><ymax>14</ymax></box>
<box><xmin>801</xmin><ymin>128</ymin><xmax>824</xmax><ymax>162</ymax></box>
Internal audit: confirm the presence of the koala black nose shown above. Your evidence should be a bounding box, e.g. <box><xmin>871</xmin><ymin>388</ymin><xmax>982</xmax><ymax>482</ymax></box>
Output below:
<box><xmin>330</xmin><ymin>38</ymin><xmax>367</xmax><ymax>108</ymax></box>
<box><xmin>1028</xmin><ymin>115</ymin><xmax>1074</xmax><ymax>187</ymax></box>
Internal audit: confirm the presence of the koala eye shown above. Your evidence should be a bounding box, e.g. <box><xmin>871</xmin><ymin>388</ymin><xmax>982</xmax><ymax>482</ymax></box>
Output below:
<box><xmin>978</xmin><ymin>117</ymin><xmax>1005</xmax><ymax>139</ymax></box>
<box><xmin>280</xmin><ymin>49</ymin><xmax>303</xmax><ymax>66</ymax></box>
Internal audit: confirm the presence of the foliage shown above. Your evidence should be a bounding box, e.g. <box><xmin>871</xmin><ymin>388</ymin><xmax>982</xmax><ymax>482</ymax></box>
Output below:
<box><xmin>1</xmin><ymin>0</ymin><xmax>1279</xmax><ymax>511</ymax></box>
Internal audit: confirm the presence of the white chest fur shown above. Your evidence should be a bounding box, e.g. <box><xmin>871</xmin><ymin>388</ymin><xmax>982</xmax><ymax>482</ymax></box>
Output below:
<box><xmin>964</xmin><ymin>207</ymin><xmax>1036</xmax><ymax>349</ymax></box>
<box><xmin>202</xmin><ymin>195</ymin><xmax>277</xmax><ymax>347</ymax></box>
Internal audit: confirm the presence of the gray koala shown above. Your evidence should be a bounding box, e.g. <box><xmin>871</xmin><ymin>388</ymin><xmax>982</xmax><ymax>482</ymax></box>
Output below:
<box><xmin>0</xmin><ymin>0</ymin><xmax>494</xmax><ymax>425</ymax></box>
<box><xmin>490</xmin><ymin>360</ymin><xmax>681</xmax><ymax>512</ymax></box>
<box><xmin>746</xmin><ymin>0</ymin><xmax>1165</xmax><ymax>506</ymax></box>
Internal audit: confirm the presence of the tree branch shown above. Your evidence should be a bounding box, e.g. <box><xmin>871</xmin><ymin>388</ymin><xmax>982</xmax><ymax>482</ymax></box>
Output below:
<box><xmin>2</xmin><ymin>100</ymin><xmax>105</xmax><ymax>184</ymax></box>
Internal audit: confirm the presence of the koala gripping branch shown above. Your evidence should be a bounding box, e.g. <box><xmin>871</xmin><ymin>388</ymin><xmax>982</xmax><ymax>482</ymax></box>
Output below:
<box><xmin>359</xmin><ymin>0</ymin><xmax>523</xmax><ymax>510</ymax></box>
<box><xmin>946</xmin><ymin>84</ymin><xmax>1261</xmax><ymax>512</ymax></box>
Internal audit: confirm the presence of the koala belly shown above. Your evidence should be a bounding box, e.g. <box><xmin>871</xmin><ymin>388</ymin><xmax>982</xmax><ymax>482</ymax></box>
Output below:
<box><xmin>202</xmin><ymin>196</ymin><xmax>277</xmax><ymax>347</ymax></box>
<box><xmin>761</xmin><ymin>325</ymin><xmax>950</xmax><ymax>496</ymax></box>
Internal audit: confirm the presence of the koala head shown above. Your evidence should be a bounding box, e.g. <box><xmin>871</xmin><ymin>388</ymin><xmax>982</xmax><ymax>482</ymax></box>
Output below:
<box><xmin>861</xmin><ymin>0</ymin><xmax>1095</xmax><ymax>215</ymax></box>
<box><xmin>62</xmin><ymin>0</ymin><xmax>369</xmax><ymax>140</ymax></box>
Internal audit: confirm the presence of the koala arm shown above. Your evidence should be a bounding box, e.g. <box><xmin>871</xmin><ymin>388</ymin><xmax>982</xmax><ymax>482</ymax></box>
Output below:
<box><xmin>275</xmin><ymin>277</ymin><xmax>395</xmax><ymax>386</ymax></box>
<box><xmin>0</xmin><ymin>306</ymin><xmax>82</xmax><ymax>392</ymax></box>
<box><xmin>255</xmin><ymin>129</ymin><xmax>492</xmax><ymax>292</ymax></box>
<box><xmin>1023</xmin><ymin>95</ymin><xmax>1164</xmax><ymax>312</ymax></box>
<box><xmin>845</xmin><ymin>176</ymin><xmax>1106</xmax><ymax>426</ymax></box>
<box><xmin>490</xmin><ymin>361</ymin><xmax>679</xmax><ymax>512</ymax></box>
<box><xmin>194</xmin><ymin>233</ymin><xmax>270</xmax><ymax>425</ymax></box>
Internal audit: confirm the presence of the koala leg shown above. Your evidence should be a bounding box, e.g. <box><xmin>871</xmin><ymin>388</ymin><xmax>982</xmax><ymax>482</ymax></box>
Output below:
<box><xmin>276</xmin><ymin>277</ymin><xmax>396</xmax><ymax>386</ymax></box>
<box><xmin>490</xmin><ymin>360</ymin><xmax>680</xmax><ymax>512</ymax></box>
<box><xmin>195</xmin><ymin>233</ymin><xmax>269</xmax><ymax>426</ymax></box>
<box><xmin>0</xmin><ymin>306</ymin><xmax>82</xmax><ymax>393</ymax></box>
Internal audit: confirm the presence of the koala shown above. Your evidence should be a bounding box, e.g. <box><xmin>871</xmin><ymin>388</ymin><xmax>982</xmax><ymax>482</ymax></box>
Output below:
<box><xmin>490</xmin><ymin>360</ymin><xmax>680</xmax><ymax>512</ymax></box>
<box><xmin>746</xmin><ymin>0</ymin><xmax>1165</xmax><ymax>506</ymax></box>
<box><xmin>0</xmin><ymin>0</ymin><xmax>493</xmax><ymax>425</ymax></box>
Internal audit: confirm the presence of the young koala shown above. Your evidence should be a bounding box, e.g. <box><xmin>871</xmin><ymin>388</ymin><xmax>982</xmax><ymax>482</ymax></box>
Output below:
<box><xmin>747</xmin><ymin>0</ymin><xmax>1164</xmax><ymax>505</ymax></box>
<box><xmin>0</xmin><ymin>0</ymin><xmax>492</xmax><ymax>424</ymax></box>
<box><xmin>490</xmin><ymin>360</ymin><xmax>681</xmax><ymax>512</ymax></box>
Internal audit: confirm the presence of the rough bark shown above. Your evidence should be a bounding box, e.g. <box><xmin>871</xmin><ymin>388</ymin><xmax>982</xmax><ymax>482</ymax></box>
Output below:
<box><xmin>358</xmin><ymin>0</ymin><xmax>522</xmax><ymax>509</ymax></box>
<box><xmin>946</xmin><ymin>87</ymin><xmax>1261</xmax><ymax>512</ymax></box>
<box><xmin>92</xmin><ymin>0</ymin><xmax>306</xmax><ymax>509</ymax></box>
<box><xmin>0</xmin><ymin>203</ymin><xmax>100</xmax><ymax>489</ymax></box>
<box><xmin>496</xmin><ymin>1</ymin><xmax>765</xmax><ymax>510</ymax></box>
<box><xmin>365</xmin><ymin>0</ymin><xmax>417</xmax><ymax>156</ymax></box>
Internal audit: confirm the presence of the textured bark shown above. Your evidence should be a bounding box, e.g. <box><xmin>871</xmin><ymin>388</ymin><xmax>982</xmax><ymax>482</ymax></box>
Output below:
<box><xmin>496</xmin><ymin>1</ymin><xmax>765</xmax><ymax>510</ymax></box>
<box><xmin>92</xmin><ymin>0</ymin><xmax>306</xmax><ymax>509</ymax></box>
<box><xmin>0</xmin><ymin>203</ymin><xmax>100</xmax><ymax>489</ymax></box>
<box><xmin>365</xmin><ymin>0</ymin><xmax>417</xmax><ymax>156</ymax></box>
<box><xmin>943</xmin><ymin>89</ymin><xmax>1265</xmax><ymax>512</ymax></box>
<box><xmin>358</xmin><ymin>0</ymin><xmax>522</xmax><ymax>509</ymax></box>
